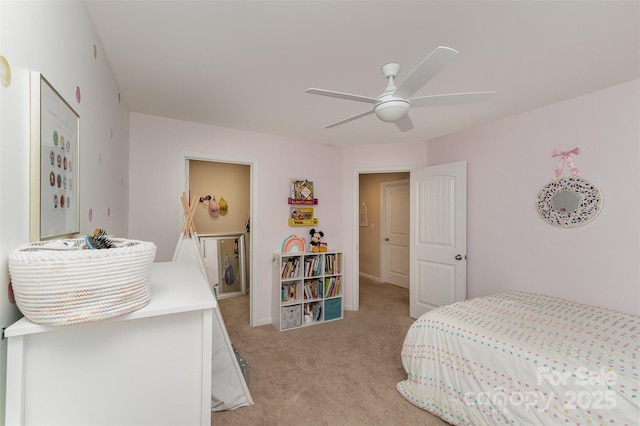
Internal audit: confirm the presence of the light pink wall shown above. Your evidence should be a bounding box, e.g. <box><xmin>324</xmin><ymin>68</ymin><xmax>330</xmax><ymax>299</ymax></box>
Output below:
<box><xmin>428</xmin><ymin>80</ymin><xmax>640</xmax><ymax>314</ymax></box>
<box><xmin>130</xmin><ymin>116</ymin><xmax>429</xmax><ymax>320</ymax></box>
<box><xmin>128</xmin><ymin>113</ymin><xmax>343</xmax><ymax>325</ymax></box>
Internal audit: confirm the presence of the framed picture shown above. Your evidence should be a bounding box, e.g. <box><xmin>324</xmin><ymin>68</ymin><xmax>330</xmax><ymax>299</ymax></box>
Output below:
<box><xmin>359</xmin><ymin>204</ymin><xmax>368</xmax><ymax>227</ymax></box>
<box><xmin>30</xmin><ymin>72</ymin><xmax>80</xmax><ymax>241</ymax></box>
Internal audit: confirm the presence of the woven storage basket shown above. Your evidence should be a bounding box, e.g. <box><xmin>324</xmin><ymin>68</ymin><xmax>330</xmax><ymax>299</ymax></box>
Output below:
<box><xmin>8</xmin><ymin>238</ymin><xmax>157</xmax><ymax>325</ymax></box>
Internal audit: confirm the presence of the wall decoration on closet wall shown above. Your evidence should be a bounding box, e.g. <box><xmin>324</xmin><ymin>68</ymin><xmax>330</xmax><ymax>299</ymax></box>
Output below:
<box><xmin>219</xmin><ymin>197</ymin><xmax>229</xmax><ymax>216</ymax></box>
<box><xmin>198</xmin><ymin>195</ymin><xmax>225</xmax><ymax>218</ymax></box>
<box><xmin>536</xmin><ymin>148</ymin><xmax>602</xmax><ymax>228</ymax></box>
<box><xmin>359</xmin><ymin>203</ymin><xmax>368</xmax><ymax>227</ymax></box>
<box><xmin>30</xmin><ymin>71</ymin><xmax>80</xmax><ymax>241</ymax></box>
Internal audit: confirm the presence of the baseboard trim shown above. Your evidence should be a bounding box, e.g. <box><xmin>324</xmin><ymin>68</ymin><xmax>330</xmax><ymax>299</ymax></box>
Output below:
<box><xmin>359</xmin><ymin>272</ymin><xmax>382</xmax><ymax>283</ymax></box>
<box><xmin>253</xmin><ymin>318</ymin><xmax>273</xmax><ymax>327</ymax></box>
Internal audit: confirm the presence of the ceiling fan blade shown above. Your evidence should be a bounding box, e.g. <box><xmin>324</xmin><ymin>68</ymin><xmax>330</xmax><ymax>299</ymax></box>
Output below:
<box><xmin>324</xmin><ymin>110</ymin><xmax>374</xmax><ymax>129</ymax></box>
<box><xmin>410</xmin><ymin>91</ymin><xmax>496</xmax><ymax>108</ymax></box>
<box><xmin>394</xmin><ymin>46</ymin><xmax>458</xmax><ymax>100</ymax></box>
<box><xmin>394</xmin><ymin>114</ymin><xmax>414</xmax><ymax>132</ymax></box>
<box><xmin>306</xmin><ymin>88</ymin><xmax>378</xmax><ymax>104</ymax></box>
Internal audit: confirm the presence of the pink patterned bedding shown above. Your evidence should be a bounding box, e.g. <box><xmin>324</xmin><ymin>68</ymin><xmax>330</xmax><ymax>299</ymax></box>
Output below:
<box><xmin>397</xmin><ymin>291</ymin><xmax>639</xmax><ymax>425</ymax></box>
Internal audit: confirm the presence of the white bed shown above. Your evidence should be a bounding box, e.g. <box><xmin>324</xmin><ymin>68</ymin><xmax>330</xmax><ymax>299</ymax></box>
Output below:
<box><xmin>397</xmin><ymin>291</ymin><xmax>639</xmax><ymax>425</ymax></box>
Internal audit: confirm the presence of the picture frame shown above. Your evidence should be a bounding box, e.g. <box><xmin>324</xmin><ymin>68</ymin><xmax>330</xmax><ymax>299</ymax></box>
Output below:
<box><xmin>359</xmin><ymin>204</ymin><xmax>368</xmax><ymax>227</ymax></box>
<box><xmin>30</xmin><ymin>72</ymin><xmax>80</xmax><ymax>241</ymax></box>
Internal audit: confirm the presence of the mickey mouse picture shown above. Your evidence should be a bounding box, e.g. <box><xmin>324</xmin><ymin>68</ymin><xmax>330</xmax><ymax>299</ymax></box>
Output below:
<box><xmin>309</xmin><ymin>228</ymin><xmax>327</xmax><ymax>252</ymax></box>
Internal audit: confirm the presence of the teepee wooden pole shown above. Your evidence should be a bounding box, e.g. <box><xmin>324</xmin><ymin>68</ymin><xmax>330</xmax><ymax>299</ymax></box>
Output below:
<box><xmin>180</xmin><ymin>193</ymin><xmax>189</xmax><ymax>235</ymax></box>
<box><xmin>187</xmin><ymin>195</ymin><xmax>198</xmax><ymax>235</ymax></box>
<box><xmin>180</xmin><ymin>192</ymin><xmax>198</xmax><ymax>236</ymax></box>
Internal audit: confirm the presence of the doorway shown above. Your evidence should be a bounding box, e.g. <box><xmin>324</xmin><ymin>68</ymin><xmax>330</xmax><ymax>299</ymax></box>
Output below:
<box><xmin>357</xmin><ymin>170</ymin><xmax>411</xmax><ymax>309</ymax></box>
<box><xmin>353</xmin><ymin>163</ymin><xmax>467</xmax><ymax>316</ymax></box>
<box><xmin>179</xmin><ymin>152</ymin><xmax>257</xmax><ymax>326</ymax></box>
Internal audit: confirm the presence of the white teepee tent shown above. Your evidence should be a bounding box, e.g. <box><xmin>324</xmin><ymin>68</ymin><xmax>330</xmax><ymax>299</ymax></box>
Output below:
<box><xmin>173</xmin><ymin>193</ymin><xmax>253</xmax><ymax>411</ymax></box>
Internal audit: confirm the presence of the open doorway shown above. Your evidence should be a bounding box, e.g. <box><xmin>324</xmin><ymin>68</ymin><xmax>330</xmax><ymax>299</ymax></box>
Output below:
<box><xmin>358</xmin><ymin>172</ymin><xmax>409</xmax><ymax>282</ymax></box>
<box><xmin>189</xmin><ymin>160</ymin><xmax>250</xmax><ymax>300</ymax></box>
<box><xmin>179</xmin><ymin>152</ymin><xmax>257</xmax><ymax>326</ymax></box>
<box><xmin>356</xmin><ymin>169</ymin><xmax>411</xmax><ymax>310</ymax></box>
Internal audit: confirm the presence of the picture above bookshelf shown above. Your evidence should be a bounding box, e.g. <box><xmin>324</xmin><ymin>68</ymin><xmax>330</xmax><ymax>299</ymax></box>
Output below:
<box><xmin>289</xmin><ymin>206</ymin><xmax>318</xmax><ymax>226</ymax></box>
<box><xmin>290</xmin><ymin>179</ymin><xmax>314</xmax><ymax>201</ymax></box>
<box><xmin>288</xmin><ymin>178</ymin><xmax>318</xmax><ymax>226</ymax></box>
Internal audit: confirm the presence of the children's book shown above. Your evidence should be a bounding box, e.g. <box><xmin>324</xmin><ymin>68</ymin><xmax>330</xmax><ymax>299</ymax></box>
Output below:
<box><xmin>290</xmin><ymin>179</ymin><xmax>314</xmax><ymax>200</ymax></box>
<box><xmin>290</xmin><ymin>207</ymin><xmax>314</xmax><ymax>221</ymax></box>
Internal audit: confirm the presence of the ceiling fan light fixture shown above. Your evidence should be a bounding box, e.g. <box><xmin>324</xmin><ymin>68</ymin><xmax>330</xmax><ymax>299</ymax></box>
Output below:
<box><xmin>306</xmin><ymin>46</ymin><xmax>494</xmax><ymax>131</ymax></box>
<box><xmin>374</xmin><ymin>99</ymin><xmax>410</xmax><ymax>122</ymax></box>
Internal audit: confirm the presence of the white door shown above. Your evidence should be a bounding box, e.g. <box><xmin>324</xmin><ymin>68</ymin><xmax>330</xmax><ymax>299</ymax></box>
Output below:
<box><xmin>381</xmin><ymin>180</ymin><xmax>410</xmax><ymax>288</ymax></box>
<box><xmin>410</xmin><ymin>162</ymin><xmax>467</xmax><ymax>319</ymax></box>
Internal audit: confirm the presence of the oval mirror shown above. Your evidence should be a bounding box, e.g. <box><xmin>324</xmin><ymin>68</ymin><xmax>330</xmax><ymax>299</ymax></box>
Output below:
<box><xmin>537</xmin><ymin>176</ymin><xmax>602</xmax><ymax>228</ymax></box>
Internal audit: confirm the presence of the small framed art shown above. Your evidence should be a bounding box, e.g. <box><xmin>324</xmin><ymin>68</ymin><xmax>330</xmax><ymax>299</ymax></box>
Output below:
<box><xmin>359</xmin><ymin>203</ymin><xmax>368</xmax><ymax>227</ymax></box>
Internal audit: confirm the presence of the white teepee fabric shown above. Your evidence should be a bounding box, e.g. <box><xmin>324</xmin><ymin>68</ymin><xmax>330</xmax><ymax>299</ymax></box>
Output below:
<box><xmin>173</xmin><ymin>195</ymin><xmax>253</xmax><ymax>411</ymax></box>
<box><xmin>173</xmin><ymin>233</ymin><xmax>208</xmax><ymax>282</ymax></box>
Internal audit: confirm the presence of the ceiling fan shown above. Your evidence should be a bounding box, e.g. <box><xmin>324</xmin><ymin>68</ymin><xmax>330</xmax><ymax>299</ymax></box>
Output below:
<box><xmin>305</xmin><ymin>46</ymin><xmax>495</xmax><ymax>132</ymax></box>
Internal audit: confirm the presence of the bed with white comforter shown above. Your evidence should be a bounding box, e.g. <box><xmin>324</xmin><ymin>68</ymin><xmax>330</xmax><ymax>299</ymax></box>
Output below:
<box><xmin>397</xmin><ymin>291</ymin><xmax>638</xmax><ymax>425</ymax></box>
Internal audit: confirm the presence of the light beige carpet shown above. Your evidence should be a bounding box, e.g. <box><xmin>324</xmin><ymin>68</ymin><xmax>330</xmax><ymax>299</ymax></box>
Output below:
<box><xmin>212</xmin><ymin>277</ymin><xmax>448</xmax><ymax>426</ymax></box>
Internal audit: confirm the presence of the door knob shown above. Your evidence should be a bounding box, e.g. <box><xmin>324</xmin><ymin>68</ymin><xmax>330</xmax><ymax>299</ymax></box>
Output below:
<box><xmin>384</xmin><ymin>237</ymin><xmax>389</xmax><ymax>241</ymax></box>
<box><xmin>455</xmin><ymin>254</ymin><xmax>463</xmax><ymax>260</ymax></box>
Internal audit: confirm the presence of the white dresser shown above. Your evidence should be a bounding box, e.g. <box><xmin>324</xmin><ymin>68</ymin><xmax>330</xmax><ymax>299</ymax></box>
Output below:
<box><xmin>4</xmin><ymin>261</ymin><xmax>216</xmax><ymax>426</ymax></box>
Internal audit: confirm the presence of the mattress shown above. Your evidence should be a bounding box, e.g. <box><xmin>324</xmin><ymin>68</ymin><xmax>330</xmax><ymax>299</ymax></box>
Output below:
<box><xmin>397</xmin><ymin>291</ymin><xmax>639</xmax><ymax>425</ymax></box>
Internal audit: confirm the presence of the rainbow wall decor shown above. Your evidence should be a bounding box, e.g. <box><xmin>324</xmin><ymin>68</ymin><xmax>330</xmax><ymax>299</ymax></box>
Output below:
<box><xmin>282</xmin><ymin>235</ymin><xmax>306</xmax><ymax>253</ymax></box>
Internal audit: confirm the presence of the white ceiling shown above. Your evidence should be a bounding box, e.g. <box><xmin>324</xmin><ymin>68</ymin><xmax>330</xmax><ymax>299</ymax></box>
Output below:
<box><xmin>85</xmin><ymin>0</ymin><xmax>640</xmax><ymax>147</ymax></box>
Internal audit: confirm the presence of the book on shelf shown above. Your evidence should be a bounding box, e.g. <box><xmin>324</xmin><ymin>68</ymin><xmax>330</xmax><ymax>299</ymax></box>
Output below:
<box><xmin>324</xmin><ymin>253</ymin><xmax>341</xmax><ymax>274</ymax></box>
<box><xmin>304</xmin><ymin>279</ymin><xmax>323</xmax><ymax>300</ymax></box>
<box><xmin>290</xmin><ymin>179</ymin><xmax>314</xmax><ymax>201</ymax></box>
<box><xmin>323</xmin><ymin>276</ymin><xmax>341</xmax><ymax>298</ymax></box>
<box><xmin>303</xmin><ymin>256</ymin><xmax>323</xmax><ymax>277</ymax></box>
<box><xmin>281</xmin><ymin>257</ymin><xmax>300</xmax><ymax>279</ymax></box>
<box><xmin>282</xmin><ymin>282</ymin><xmax>299</xmax><ymax>302</ymax></box>
<box><xmin>290</xmin><ymin>207</ymin><xmax>314</xmax><ymax>221</ymax></box>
